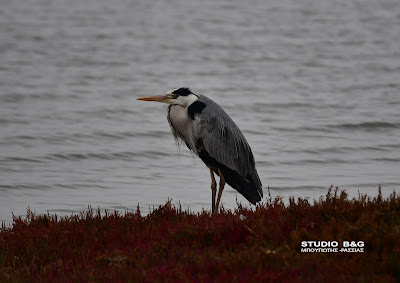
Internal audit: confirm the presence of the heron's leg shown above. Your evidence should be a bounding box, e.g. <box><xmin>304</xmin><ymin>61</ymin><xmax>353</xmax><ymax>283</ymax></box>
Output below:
<box><xmin>215</xmin><ymin>169</ymin><xmax>225</xmax><ymax>214</ymax></box>
<box><xmin>209</xmin><ymin>168</ymin><xmax>217</xmax><ymax>214</ymax></box>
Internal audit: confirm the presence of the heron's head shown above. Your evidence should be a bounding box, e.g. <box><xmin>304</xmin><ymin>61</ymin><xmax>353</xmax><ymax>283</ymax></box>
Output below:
<box><xmin>137</xmin><ymin>87</ymin><xmax>198</xmax><ymax>107</ymax></box>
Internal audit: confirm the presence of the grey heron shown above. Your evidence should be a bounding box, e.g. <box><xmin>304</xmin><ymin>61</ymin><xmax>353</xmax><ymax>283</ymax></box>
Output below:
<box><xmin>137</xmin><ymin>88</ymin><xmax>263</xmax><ymax>214</ymax></box>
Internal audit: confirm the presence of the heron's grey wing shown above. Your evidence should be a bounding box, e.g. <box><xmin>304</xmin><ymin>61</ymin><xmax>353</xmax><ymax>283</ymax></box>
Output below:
<box><xmin>196</xmin><ymin>95</ymin><xmax>263</xmax><ymax>199</ymax></box>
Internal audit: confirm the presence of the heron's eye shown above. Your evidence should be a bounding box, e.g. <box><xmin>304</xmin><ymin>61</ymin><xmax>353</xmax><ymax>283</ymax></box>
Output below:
<box><xmin>171</xmin><ymin>93</ymin><xmax>179</xmax><ymax>99</ymax></box>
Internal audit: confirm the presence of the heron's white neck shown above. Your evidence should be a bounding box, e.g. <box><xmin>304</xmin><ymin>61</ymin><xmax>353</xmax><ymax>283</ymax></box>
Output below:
<box><xmin>174</xmin><ymin>94</ymin><xmax>199</xmax><ymax>108</ymax></box>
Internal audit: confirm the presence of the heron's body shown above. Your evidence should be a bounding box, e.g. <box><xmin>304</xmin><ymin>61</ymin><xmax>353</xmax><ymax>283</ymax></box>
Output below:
<box><xmin>138</xmin><ymin>88</ymin><xmax>263</xmax><ymax>213</ymax></box>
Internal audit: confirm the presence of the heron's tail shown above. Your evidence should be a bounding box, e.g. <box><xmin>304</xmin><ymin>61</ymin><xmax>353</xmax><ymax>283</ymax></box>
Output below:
<box><xmin>217</xmin><ymin>167</ymin><xmax>263</xmax><ymax>205</ymax></box>
<box><xmin>198</xmin><ymin>149</ymin><xmax>262</xmax><ymax>204</ymax></box>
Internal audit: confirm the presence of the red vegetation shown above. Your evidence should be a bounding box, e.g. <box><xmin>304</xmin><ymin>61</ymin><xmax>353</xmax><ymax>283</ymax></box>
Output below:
<box><xmin>1</xmin><ymin>187</ymin><xmax>399</xmax><ymax>282</ymax></box>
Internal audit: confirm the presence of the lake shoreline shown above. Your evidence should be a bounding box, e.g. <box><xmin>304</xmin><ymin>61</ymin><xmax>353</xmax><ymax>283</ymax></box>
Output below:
<box><xmin>1</xmin><ymin>187</ymin><xmax>399</xmax><ymax>281</ymax></box>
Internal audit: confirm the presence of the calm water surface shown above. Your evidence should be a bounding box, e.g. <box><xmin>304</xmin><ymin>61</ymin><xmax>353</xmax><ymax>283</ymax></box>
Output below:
<box><xmin>1</xmin><ymin>0</ymin><xmax>400</xmax><ymax>223</ymax></box>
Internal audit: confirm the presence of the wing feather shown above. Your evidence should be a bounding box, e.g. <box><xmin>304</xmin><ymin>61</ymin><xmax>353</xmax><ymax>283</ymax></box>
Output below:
<box><xmin>194</xmin><ymin>95</ymin><xmax>262</xmax><ymax>196</ymax></box>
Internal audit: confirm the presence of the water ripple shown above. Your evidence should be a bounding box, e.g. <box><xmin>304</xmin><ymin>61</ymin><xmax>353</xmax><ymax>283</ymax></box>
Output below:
<box><xmin>329</xmin><ymin>122</ymin><xmax>399</xmax><ymax>131</ymax></box>
<box><xmin>1</xmin><ymin>0</ymin><xmax>399</xmax><ymax>224</ymax></box>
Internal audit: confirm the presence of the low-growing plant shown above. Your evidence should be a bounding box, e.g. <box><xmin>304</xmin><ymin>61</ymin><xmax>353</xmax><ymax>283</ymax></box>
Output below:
<box><xmin>0</xmin><ymin>187</ymin><xmax>399</xmax><ymax>282</ymax></box>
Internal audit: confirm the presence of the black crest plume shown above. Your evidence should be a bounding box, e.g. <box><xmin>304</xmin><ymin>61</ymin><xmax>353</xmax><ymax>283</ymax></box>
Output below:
<box><xmin>172</xmin><ymin>87</ymin><xmax>192</xmax><ymax>96</ymax></box>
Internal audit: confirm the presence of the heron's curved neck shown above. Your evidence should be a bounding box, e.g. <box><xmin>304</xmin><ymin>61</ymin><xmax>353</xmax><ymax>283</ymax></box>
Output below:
<box><xmin>173</xmin><ymin>93</ymin><xmax>199</xmax><ymax>108</ymax></box>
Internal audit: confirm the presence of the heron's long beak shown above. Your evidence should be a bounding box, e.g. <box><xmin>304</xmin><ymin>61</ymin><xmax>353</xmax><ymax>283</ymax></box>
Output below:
<box><xmin>137</xmin><ymin>95</ymin><xmax>170</xmax><ymax>103</ymax></box>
